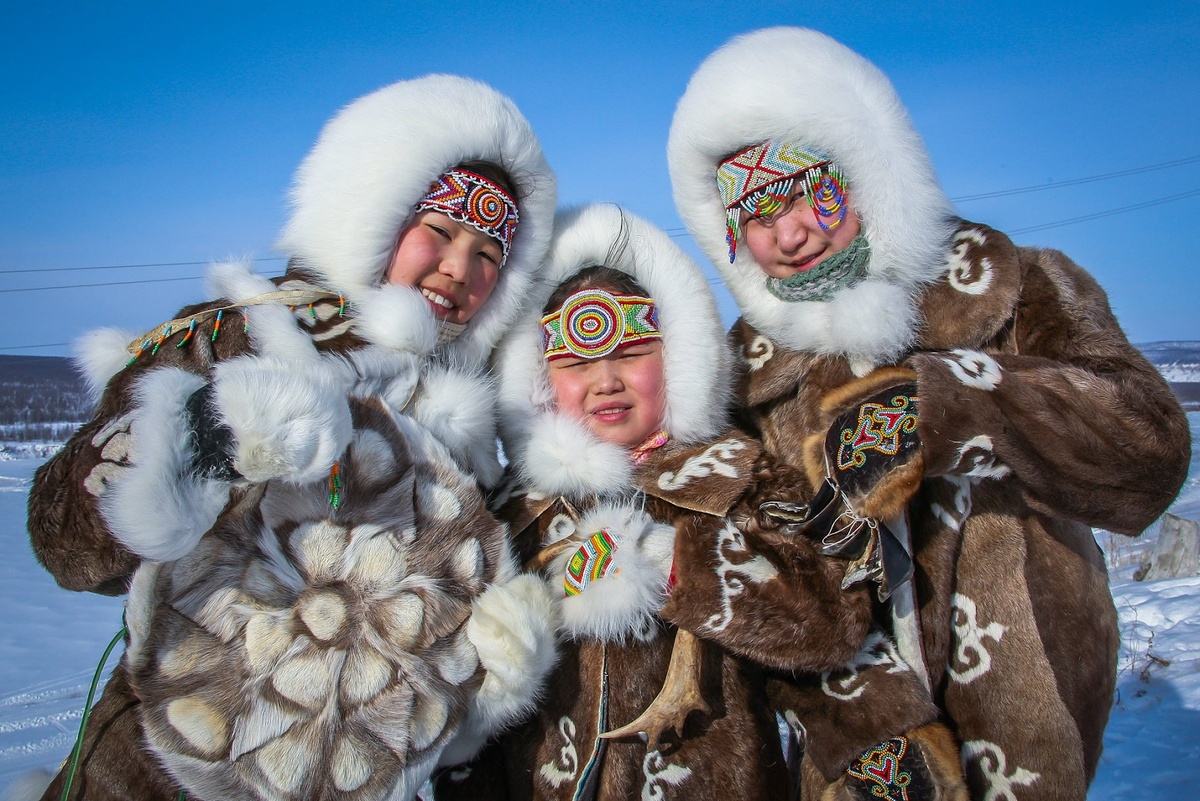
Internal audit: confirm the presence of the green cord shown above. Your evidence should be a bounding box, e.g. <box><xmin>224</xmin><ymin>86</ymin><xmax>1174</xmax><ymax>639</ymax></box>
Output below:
<box><xmin>60</xmin><ymin>622</ymin><xmax>127</xmax><ymax>801</ymax></box>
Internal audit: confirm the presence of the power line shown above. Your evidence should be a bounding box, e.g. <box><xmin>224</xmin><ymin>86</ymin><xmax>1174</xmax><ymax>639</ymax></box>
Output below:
<box><xmin>0</xmin><ymin>271</ymin><xmax>274</xmax><ymax>295</ymax></box>
<box><xmin>0</xmin><ymin>257</ymin><xmax>286</xmax><ymax>276</ymax></box>
<box><xmin>1008</xmin><ymin>188</ymin><xmax>1200</xmax><ymax>235</ymax></box>
<box><xmin>951</xmin><ymin>155</ymin><xmax>1200</xmax><ymax>202</ymax></box>
<box><xmin>0</xmin><ymin>343</ymin><xmax>70</xmax><ymax>352</ymax></box>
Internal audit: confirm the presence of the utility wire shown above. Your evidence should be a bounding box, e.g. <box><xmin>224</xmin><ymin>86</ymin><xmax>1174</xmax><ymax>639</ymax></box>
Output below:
<box><xmin>0</xmin><ymin>271</ymin><xmax>275</xmax><ymax>295</ymax></box>
<box><xmin>5</xmin><ymin>156</ymin><xmax>1194</xmax><ymax>278</ymax></box>
<box><xmin>951</xmin><ymin>155</ymin><xmax>1200</xmax><ymax>202</ymax></box>
<box><xmin>1008</xmin><ymin>188</ymin><xmax>1200</xmax><ymax>235</ymax></box>
<box><xmin>0</xmin><ymin>257</ymin><xmax>286</xmax><ymax>276</ymax></box>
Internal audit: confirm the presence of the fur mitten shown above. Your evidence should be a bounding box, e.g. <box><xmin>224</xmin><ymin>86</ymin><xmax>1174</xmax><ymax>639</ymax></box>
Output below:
<box><xmin>210</xmin><ymin>354</ymin><xmax>354</xmax><ymax>484</ymax></box>
<box><xmin>440</xmin><ymin>574</ymin><xmax>559</xmax><ymax>766</ymax></box>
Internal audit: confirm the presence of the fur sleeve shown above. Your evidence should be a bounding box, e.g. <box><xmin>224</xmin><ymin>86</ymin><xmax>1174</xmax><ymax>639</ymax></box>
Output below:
<box><xmin>660</xmin><ymin>508</ymin><xmax>873</xmax><ymax>673</ymax></box>
<box><xmin>911</xmin><ymin>248</ymin><xmax>1190</xmax><ymax>535</ymax></box>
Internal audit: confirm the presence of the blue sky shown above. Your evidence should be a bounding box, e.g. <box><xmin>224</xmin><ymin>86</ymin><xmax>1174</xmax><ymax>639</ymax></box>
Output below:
<box><xmin>2</xmin><ymin>0</ymin><xmax>1198</xmax><ymax>355</ymax></box>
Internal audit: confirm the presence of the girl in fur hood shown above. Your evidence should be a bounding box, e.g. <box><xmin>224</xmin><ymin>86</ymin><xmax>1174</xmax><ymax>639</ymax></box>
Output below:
<box><xmin>669</xmin><ymin>27</ymin><xmax>1190</xmax><ymax>801</ymax></box>
<box><xmin>26</xmin><ymin>75</ymin><xmax>559</xmax><ymax>801</ymax></box>
<box><xmin>434</xmin><ymin>204</ymin><xmax>950</xmax><ymax>800</ymax></box>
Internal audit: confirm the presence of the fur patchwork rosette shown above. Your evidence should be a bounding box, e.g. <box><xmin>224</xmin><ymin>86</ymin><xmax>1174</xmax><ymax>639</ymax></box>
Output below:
<box><xmin>126</xmin><ymin>400</ymin><xmax>520</xmax><ymax>801</ymax></box>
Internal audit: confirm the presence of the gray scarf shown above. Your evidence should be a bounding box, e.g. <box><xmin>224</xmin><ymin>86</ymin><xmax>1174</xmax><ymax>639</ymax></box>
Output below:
<box><xmin>764</xmin><ymin>233</ymin><xmax>870</xmax><ymax>303</ymax></box>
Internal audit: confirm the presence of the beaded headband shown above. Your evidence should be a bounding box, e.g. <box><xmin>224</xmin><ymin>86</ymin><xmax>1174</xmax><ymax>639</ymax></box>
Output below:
<box><xmin>542</xmin><ymin>289</ymin><xmax>661</xmax><ymax>360</ymax></box>
<box><xmin>716</xmin><ymin>141</ymin><xmax>847</xmax><ymax>262</ymax></box>
<box><xmin>416</xmin><ymin>169</ymin><xmax>520</xmax><ymax>265</ymax></box>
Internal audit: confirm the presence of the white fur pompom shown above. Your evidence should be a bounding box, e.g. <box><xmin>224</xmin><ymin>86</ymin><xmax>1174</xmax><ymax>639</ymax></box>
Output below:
<box><xmin>518</xmin><ymin>413</ymin><xmax>632</xmax><ymax>499</ymax></box>
<box><xmin>73</xmin><ymin>327</ymin><xmax>136</xmax><ymax>403</ymax></box>
<box><xmin>353</xmin><ymin>283</ymin><xmax>439</xmax><ymax>355</ymax></box>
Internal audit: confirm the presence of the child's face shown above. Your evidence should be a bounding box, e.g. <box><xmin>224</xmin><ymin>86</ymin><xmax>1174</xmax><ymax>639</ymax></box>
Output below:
<box><xmin>548</xmin><ymin>341</ymin><xmax>667</xmax><ymax>449</ymax></box>
<box><xmin>386</xmin><ymin>210</ymin><xmax>503</xmax><ymax>324</ymax></box>
<box><xmin>743</xmin><ymin>195</ymin><xmax>861</xmax><ymax>280</ymax></box>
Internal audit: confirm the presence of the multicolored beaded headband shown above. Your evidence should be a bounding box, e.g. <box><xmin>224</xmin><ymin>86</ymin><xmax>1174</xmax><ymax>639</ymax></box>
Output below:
<box><xmin>416</xmin><ymin>169</ymin><xmax>520</xmax><ymax>265</ymax></box>
<box><xmin>542</xmin><ymin>289</ymin><xmax>661</xmax><ymax>360</ymax></box>
<box><xmin>716</xmin><ymin>141</ymin><xmax>848</xmax><ymax>263</ymax></box>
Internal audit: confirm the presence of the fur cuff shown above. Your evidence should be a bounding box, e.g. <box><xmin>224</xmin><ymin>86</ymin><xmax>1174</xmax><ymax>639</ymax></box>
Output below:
<box><xmin>553</xmin><ymin>504</ymin><xmax>676</xmax><ymax>643</ymax></box>
<box><xmin>518</xmin><ymin>413</ymin><xmax>633</xmax><ymax>499</ymax></box>
<box><xmin>439</xmin><ymin>575</ymin><xmax>559</xmax><ymax>766</ymax></box>
<box><xmin>100</xmin><ymin>368</ymin><xmax>231</xmax><ymax>562</ymax></box>
<box><xmin>212</xmin><ymin>354</ymin><xmax>355</xmax><ymax>484</ymax></box>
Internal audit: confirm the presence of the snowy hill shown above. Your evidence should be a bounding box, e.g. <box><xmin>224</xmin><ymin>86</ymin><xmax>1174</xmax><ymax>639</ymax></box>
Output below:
<box><xmin>0</xmin><ymin>356</ymin><xmax>92</xmax><ymax>442</ymax></box>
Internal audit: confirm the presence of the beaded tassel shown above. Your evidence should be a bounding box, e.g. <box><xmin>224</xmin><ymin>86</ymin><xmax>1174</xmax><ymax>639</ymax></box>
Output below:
<box><xmin>211</xmin><ymin>309</ymin><xmax>224</xmax><ymax>342</ymax></box>
<box><xmin>308</xmin><ymin>303</ymin><xmax>316</xmax><ymax>320</ymax></box>
<box><xmin>127</xmin><ymin>339</ymin><xmax>151</xmax><ymax>366</ymax></box>
<box><xmin>150</xmin><ymin>326</ymin><xmax>172</xmax><ymax>356</ymax></box>
<box><xmin>176</xmin><ymin>319</ymin><xmax>196</xmax><ymax>348</ymax></box>
<box><xmin>338</xmin><ymin>295</ymin><xmax>346</xmax><ymax>317</ymax></box>
<box><xmin>328</xmin><ymin>460</ymin><xmax>342</xmax><ymax>509</ymax></box>
<box><xmin>243</xmin><ymin>312</ymin><xmax>249</xmax><ymax>334</ymax></box>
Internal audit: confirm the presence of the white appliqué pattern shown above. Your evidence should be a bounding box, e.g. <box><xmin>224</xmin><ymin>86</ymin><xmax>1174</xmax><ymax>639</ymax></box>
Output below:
<box><xmin>744</xmin><ymin>335</ymin><xmax>775</xmax><ymax>371</ymax></box>
<box><xmin>702</xmin><ymin>521</ymin><xmax>779</xmax><ymax>633</ymax></box>
<box><xmin>942</xmin><ymin>349</ymin><xmax>1002</xmax><ymax>391</ymax></box>
<box><xmin>931</xmin><ymin>475</ymin><xmax>973</xmax><ymax>532</ymax></box>
<box><xmin>821</xmin><ymin>631</ymin><xmax>910</xmax><ymax>701</ymax></box>
<box><xmin>961</xmin><ymin>740</ymin><xmax>1040</xmax><ymax>799</ymax></box>
<box><xmin>948</xmin><ymin>593</ymin><xmax>1007</xmax><ymax>684</ymax></box>
<box><xmin>657</xmin><ymin>439</ymin><xmax>747</xmax><ymax>491</ymax></box>
<box><xmin>947</xmin><ymin>229</ymin><xmax>994</xmax><ymax>296</ymax></box>
<box><xmin>952</xmin><ymin>435</ymin><xmax>1011</xmax><ymax>480</ymax></box>
<box><xmin>538</xmin><ymin>716</ymin><xmax>579</xmax><ymax>788</ymax></box>
<box><xmin>641</xmin><ymin>749</ymin><xmax>692</xmax><ymax>800</ymax></box>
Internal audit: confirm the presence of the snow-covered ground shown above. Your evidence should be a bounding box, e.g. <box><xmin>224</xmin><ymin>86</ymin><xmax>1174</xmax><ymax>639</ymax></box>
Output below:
<box><xmin>1</xmin><ymin>418</ymin><xmax>1198</xmax><ymax>798</ymax></box>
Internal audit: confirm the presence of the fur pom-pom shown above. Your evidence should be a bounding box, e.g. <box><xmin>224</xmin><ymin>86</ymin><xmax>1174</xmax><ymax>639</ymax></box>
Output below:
<box><xmin>553</xmin><ymin>504</ymin><xmax>676</xmax><ymax>643</ymax></box>
<box><xmin>73</xmin><ymin>327</ymin><xmax>137</xmax><ymax>403</ymax></box>
<box><xmin>414</xmin><ymin>365</ymin><xmax>502</xmax><ymax>487</ymax></box>
<box><xmin>99</xmin><ymin>368</ymin><xmax>231</xmax><ymax>562</ymax></box>
<box><xmin>205</xmin><ymin>259</ymin><xmax>276</xmax><ymax>303</ymax></box>
<box><xmin>354</xmin><ymin>284</ymin><xmax>439</xmax><ymax>355</ymax></box>
<box><xmin>518</xmin><ymin>413</ymin><xmax>632</xmax><ymax>499</ymax></box>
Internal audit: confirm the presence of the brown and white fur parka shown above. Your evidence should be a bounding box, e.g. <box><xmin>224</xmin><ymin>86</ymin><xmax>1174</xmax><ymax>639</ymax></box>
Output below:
<box><xmin>26</xmin><ymin>76</ymin><xmax>560</xmax><ymax>801</ymax></box>
<box><xmin>669</xmin><ymin>27</ymin><xmax>1191</xmax><ymax>801</ymax></box>
<box><xmin>436</xmin><ymin>204</ymin><xmax>891</xmax><ymax>801</ymax></box>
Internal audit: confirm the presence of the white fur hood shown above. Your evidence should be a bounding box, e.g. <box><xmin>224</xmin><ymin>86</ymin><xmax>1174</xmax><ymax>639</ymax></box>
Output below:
<box><xmin>668</xmin><ymin>27</ymin><xmax>957</xmax><ymax>367</ymax></box>
<box><xmin>275</xmin><ymin>74</ymin><xmax>557</xmax><ymax>370</ymax></box>
<box><xmin>494</xmin><ymin>204</ymin><xmax>733</xmax><ymax>499</ymax></box>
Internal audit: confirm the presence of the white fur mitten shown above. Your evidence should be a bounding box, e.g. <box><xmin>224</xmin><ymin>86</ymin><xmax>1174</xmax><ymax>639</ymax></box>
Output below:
<box><xmin>439</xmin><ymin>574</ymin><xmax>559</xmax><ymax>766</ymax></box>
<box><xmin>211</xmin><ymin>354</ymin><xmax>354</xmax><ymax>484</ymax></box>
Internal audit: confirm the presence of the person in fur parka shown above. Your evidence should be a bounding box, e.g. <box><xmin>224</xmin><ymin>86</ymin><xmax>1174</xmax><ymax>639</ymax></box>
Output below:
<box><xmin>434</xmin><ymin>204</ymin><xmax>954</xmax><ymax>801</ymax></box>
<box><xmin>26</xmin><ymin>75</ymin><xmax>560</xmax><ymax>801</ymax></box>
<box><xmin>668</xmin><ymin>27</ymin><xmax>1191</xmax><ymax>801</ymax></box>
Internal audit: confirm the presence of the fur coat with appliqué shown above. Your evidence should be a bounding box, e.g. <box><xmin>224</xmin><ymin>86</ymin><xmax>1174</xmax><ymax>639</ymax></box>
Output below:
<box><xmin>436</xmin><ymin>428</ymin><xmax>882</xmax><ymax>801</ymax></box>
<box><xmin>728</xmin><ymin>221</ymin><xmax>1190</xmax><ymax>798</ymax></box>
<box><xmin>26</xmin><ymin>75</ymin><xmax>558</xmax><ymax>801</ymax></box>
<box><xmin>667</xmin><ymin>28</ymin><xmax>1191</xmax><ymax>800</ymax></box>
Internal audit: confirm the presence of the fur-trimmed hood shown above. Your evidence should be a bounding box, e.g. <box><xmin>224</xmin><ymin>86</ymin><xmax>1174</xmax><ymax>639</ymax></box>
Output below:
<box><xmin>276</xmin><ymin>74</ymin><xmax>557</xmax><ymax>369</ymax></box>
<box><xmin>668</xmin><ymin>27</ymin><xmax>957</xmax><ymax>368</ymax></box>
<box><xmin>494</xmin><ymin>204</ymin><xmax>733</xmax><ymax>499</ymax></box>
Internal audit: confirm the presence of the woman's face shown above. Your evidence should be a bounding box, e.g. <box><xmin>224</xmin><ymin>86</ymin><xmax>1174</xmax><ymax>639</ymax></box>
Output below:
<box><xmin>548</xmin><ymin>340</ymin><xmax>667</xmax><ymax>449</ymax></box>
<box><xmin>386</xmin><ymin>210</ymin><xmax>503</xmax><ymax>324</ymax></box>
<box><xmin>743</xmin><ymin>194</ymin><xmax>860</xmax><ymax>280</ymax></box>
